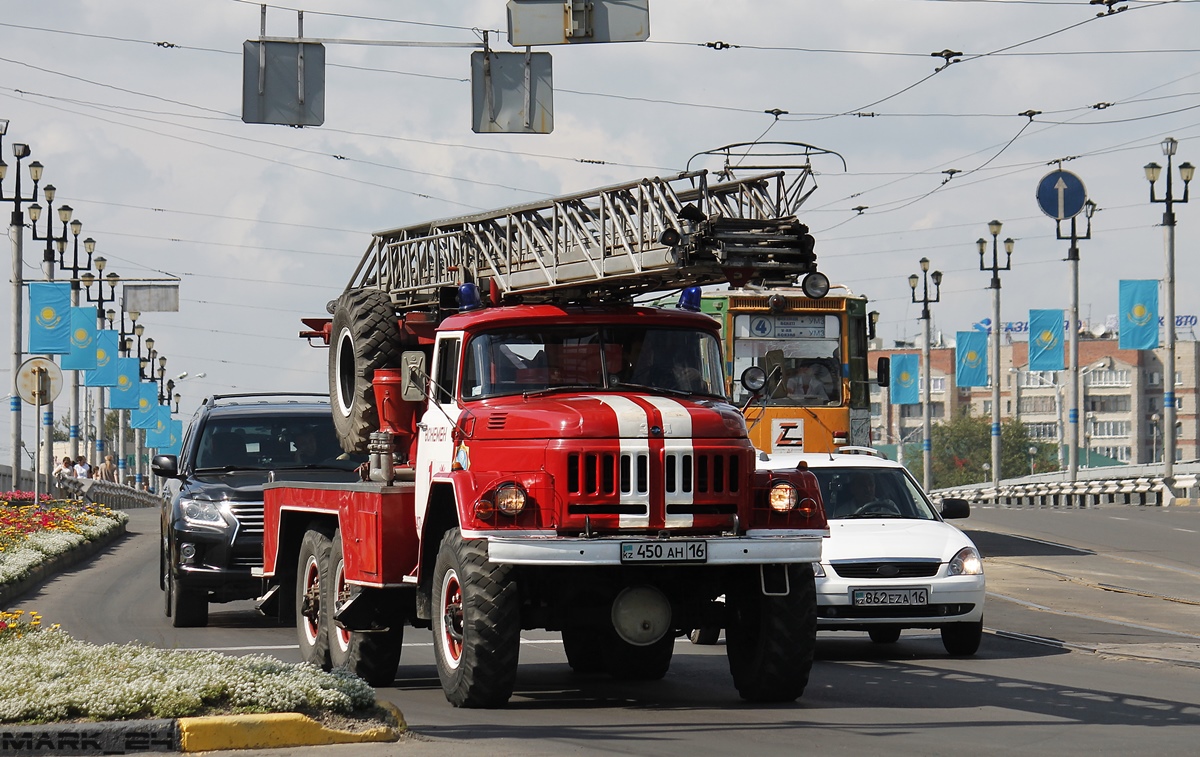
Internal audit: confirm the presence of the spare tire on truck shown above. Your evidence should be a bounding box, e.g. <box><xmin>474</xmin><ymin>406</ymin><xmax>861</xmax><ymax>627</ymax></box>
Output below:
<box><xmin>329</xmin><ymin>288</ymin><xmax>403</xmax><ymax>454</ymax></box>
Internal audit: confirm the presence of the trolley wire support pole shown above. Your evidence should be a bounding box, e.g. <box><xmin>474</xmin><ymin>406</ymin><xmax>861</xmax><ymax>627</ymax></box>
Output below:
<box><xmin>908</xmin><ymin>258</ymin><xmax>941</xmax><ymax>491</ymax></box>
<box><xmin>1058</xmin><ymin>200</ymin><xmax>1095</xmax><ymax>484</ymax></box>
<box><xmin>1145</xmin><ymin>138</ymin><xmax>1193</xmax><ymax>483</ymax></box>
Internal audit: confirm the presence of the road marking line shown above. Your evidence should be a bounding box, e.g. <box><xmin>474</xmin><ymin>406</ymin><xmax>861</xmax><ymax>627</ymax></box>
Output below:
<box><xmin>986</xmin><ymin>590</ymin><xmax>1200</xmax><ymax>640</ymax></box>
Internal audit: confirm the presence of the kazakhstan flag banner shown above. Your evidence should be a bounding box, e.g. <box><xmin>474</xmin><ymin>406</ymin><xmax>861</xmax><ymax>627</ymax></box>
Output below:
<box><xmin>158</xmin><ymin>419</ymin><xmax>184</xmax><ymax>456</ymax></box>
<box><xmin>146</xmin><ymin>405</ymin><xmax>173</xmax><ymax>448</ymax></box>
<box><xmin>1119</xmin><ymin>280</ymin><xmax>1159</xmax><ymax>350</ymax></box>
<box><xmin>28</xmin><ymin>282</ymin><xmax>71</xmax><ymax>354</ymax></box>
<box><xmin>956</xmin><ymin>331</ymin><xmax>989</xmax><ymax>387</ymax></box>
<box><xmin>84</xmin><ymin>331</ymin><xmax>120</xmax><ymax>387</ymax></box>
<box><xmin>131</xmin><ymin>382</ymin><xmax>160</xmax><ymax>430</ymax></box>
<box><xmin>109</xmin><ymin>357</ymin><xmax>142</xmax><ymax>410</ymax></box>
<box><xmin>62</xmin><ymin>307</ymin><xmax>98</xmax><ymax>371</ymax></box>
<box><xmin>1029</xmin><ymin>309</ymin><xmax>1065</xmax><ymax>372</ymax></box>
<box><xmin>889</xmin><ymin>353</ymin><xmax>919</xmax><ymax>405</ymax></box>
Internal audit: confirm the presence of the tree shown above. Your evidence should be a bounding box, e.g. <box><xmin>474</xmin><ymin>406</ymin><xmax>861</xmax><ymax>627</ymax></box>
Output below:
<box><xmin>927</xmin><ymin>412</ymin><xmax>1052</xmax><ymax>489</ymax></box>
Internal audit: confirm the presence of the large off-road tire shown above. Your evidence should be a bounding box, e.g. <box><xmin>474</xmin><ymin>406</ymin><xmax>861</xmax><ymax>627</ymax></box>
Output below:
<box><xmin>941</xmin><ymin>620</ymin><xmax>983</xmax><ymax>656</ymax></box>
<box><xmin>296</xmin><ymin>528</ymin><xmax>334</xmax><ymax>669</ymax></box>
<box><xmin>329</xmin><ymin>531</ymin><xmax>404</xmax><ymax>686</ymax></box>
<box><xmin>603</xmin><ymin>634</ymin><xmax>675</xmax><ymax>680</ymax></box>
<box><xmin>561</xmin><ymin>627</ymin><xmax>607</xmax><ymax>674</ymax></box>
<box><xmin>432</xmin><ymin>529</ymin><xmax>521</xmax><ymax>708</ymax></box>
<box><xmin>725</xmin><ymin>563</ymin><xmax>817</xmax><ymax>702</ymax></box>
<box><xmin>329</xmin><ymin>288</ymin><xmax>404</xmax><ymax>454</ymax></box>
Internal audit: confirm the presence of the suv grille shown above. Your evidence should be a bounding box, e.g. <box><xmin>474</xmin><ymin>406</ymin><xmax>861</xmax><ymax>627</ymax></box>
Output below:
<box><xmin>229</xmin><ymin>502</ymin><xmax>264</xmax><ymax>536</ymax></box>
<box><xmin>831</xmin><ymin>561</ymin><xmax>940</xmax><ymax>579</ymax></box>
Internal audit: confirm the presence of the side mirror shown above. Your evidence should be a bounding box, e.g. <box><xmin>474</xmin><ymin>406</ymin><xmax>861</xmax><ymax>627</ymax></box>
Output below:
<box><xmin>876</xmin><ymin>356</ymin><xmax>890</xmax><ymax>388</ymax></box>
<box><xmin>940</xmin><ymin>497</ymin><xmax>970</xmax><ymax>519</ymax></box>
<box><xmin>151</xmin><ymin>454</ymin><xmax>180</xmax><ymax>479</ymax></box>
<box><xmin>400</xmin><ymin>351</ymin><xmax>427</xmax><ymax>402</ymax></box>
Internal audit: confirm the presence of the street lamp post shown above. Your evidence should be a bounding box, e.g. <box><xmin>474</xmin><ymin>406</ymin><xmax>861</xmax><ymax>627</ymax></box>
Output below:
<box><xmin>1028</xmin><ymin>445</ymin><xmax>1038</xmax><ymax>476</ymax></box>
<box><xmin>112</xmin><ymin>308</ymin><xmax>140</xmax><ymax>485</ymax></box>
<box><xmin>55</xmin><ymin>230</ymin><xmax>95</xmax><ymax>460</ymax></box>
<box><xmin>28</xmin><ymin>189</ymin><xmax>73</xmax><ymax>481</ymax></box>
<box><xmin>978</xmin><ymin>221</ymin><xmax>1013</xmax><ymax>489</ymax></box>
<box><xmin>1144</xmin><ymin>137</ymin><xmax>1193</xmax><ymax>482</ymax></box>
<box><xmin>1151</xmin><ymin>412</ymin><xmax>1161</xmax><ymax>464</ymax></box>
<box><xmin>0</xmin><ymin>122</ymin><xmax>44</xmax><ymax>488</ymax></box>
<box><xmin>908</xmin><ymin>257</ymin><xmax>942</xmax><ymax>491</ymax></box>
<box><xmin>80</xmin><ymin>257</ymin><xmax>119</xmax><ymax>463</ymax></box>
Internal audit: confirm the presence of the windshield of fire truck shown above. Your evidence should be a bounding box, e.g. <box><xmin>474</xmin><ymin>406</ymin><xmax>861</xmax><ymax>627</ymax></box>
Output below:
<box><xmin>728</xmin><ymin>313</ymin><xmax>843</xmax><ymax>407</ymax></box>
<box><xmin>460</xmin><ymin>325</ymin><xmax>726</xmax><ymax>400</ymax></box>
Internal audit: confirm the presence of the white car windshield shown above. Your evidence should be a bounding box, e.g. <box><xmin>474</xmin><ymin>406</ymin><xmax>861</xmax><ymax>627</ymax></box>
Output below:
<box><xmin>807</xmin><ymin>467</ymin><xmax>940</xmax><ymax>521</ymax></box>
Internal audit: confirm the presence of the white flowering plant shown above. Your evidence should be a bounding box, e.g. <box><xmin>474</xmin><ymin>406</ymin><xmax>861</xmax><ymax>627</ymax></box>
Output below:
<box><xmin>0</xmin><ymin>497</ymin><xmax>129</xmax><ymax>586</ymax></box>
<box><xmin>0</xmin><ymin>613</ymin><xmax>377</xmax><ymax>724</ymax></box>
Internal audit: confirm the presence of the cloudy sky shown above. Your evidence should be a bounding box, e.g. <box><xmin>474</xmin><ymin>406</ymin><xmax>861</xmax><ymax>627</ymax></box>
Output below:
<box><xmin>2</xmin><ymin>0</ymin><xmax>1198</xmax><ymax>456</ymax></box>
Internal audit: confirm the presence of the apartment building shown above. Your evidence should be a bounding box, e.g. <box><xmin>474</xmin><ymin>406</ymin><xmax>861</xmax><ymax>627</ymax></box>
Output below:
<box><xmin>868</xmin><ymin>336</ymin><xmax>1198</xmax><ymax>466</ymax></box>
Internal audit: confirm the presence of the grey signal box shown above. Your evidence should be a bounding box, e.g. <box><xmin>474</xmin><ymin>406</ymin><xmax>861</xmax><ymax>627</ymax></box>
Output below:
<box><xmin>242</xmin><ymin>41</ymin><xmax>326</xmax><ymax>126</ymax></box>
<box><xmin>507</xmin><ymin>0</ymin><xmax>650</xmax><ymax>45</ymax></box>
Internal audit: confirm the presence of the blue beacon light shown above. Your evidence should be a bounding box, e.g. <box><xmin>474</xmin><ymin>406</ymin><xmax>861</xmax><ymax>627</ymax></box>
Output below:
<box><xmin>458</xmin><ymin>283</ymin><xmax>483</xmax><ymax>311</ymax></box>
<box><xmin>677</xmin><ymin>286</ymin><xmax>702</xmax><ymax>312</ymax></box>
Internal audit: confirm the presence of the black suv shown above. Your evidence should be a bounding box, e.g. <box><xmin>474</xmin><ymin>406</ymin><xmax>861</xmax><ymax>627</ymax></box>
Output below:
<box><xmin>152</xmin><ymin>393</ymin><xmax>364</xmax><ymax>627</ymax></box>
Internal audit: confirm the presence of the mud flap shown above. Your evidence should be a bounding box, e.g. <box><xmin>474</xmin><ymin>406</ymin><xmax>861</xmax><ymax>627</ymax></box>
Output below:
<box><xmin>760</xmin><ymin>564</ymin><xmax>791</xmax><ymax>596</ymax></box>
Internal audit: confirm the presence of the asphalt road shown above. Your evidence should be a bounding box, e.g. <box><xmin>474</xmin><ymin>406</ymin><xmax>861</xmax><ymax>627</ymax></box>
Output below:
<box><xmin>14</xmin><ymin>504</ymin><xmax>1200</xmax><ymax>756</ymax></box>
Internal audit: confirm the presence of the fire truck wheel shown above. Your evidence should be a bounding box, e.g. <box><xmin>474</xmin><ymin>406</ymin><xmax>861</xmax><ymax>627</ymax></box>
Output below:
<box><xmin>602</xmin><ymin>633</ymin><xmax>674</xmax><ymax>680</ymax></box>
<box><xmin>329</xmin><ymin>288</ymin><xmax>403</xmax><ymax>455</ymax></box>
<box><xmin>432</xmin><ymin>529</ymin><xmax>520</xmax><ymax>708</ymax></box>
<box><xmin>560</xmin><ymin>627</ymin><xmax>606</xmax><ymax>674</ymax></box>
<box><xmin>296</xmin><ymin>528</ymin><xmax>334</xmax><ymax>669</ymax></box>
<box><xmin>329</xmin><ymin>531</ymin><xmax>404</xmax><ymax>685</ymax></box>
<box><xmin>725</xmin><ymin>563</ymin><xmax>817</xmax><ymax>702</ymax></box>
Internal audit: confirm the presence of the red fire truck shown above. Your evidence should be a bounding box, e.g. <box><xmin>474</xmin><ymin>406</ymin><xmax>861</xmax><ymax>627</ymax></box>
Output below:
<box><xmin>259</xmin><ymin>170</ymin><xmax>831</xmax><ymax>708</ymax></box>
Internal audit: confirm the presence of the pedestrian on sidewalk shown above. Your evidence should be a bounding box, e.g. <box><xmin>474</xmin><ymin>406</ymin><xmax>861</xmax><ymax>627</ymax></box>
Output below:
<box><xmin>97</xmin><ymin>454</ymin><xmax>118</xmax><ymax>482</ymax></box>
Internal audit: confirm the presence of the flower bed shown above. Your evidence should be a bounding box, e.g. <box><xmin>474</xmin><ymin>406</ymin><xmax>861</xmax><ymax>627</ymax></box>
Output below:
<box><xmin>0</xmin><ymin>611</ymin><xmax>379</xmax><ymax>724</ymax></box>
<box><xmin>0</xmin><ymin>492</ymin><xmax>129</xmax><ymax>588</ymax></box>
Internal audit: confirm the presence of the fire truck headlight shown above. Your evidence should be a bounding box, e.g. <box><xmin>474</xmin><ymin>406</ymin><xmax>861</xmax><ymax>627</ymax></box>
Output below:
<box><xmin>768</xmin><ymin>482</ymin><xmax>798</xmax><ymax>512</ymax></box>
<box><xmin>495</xmin><ymin>484</ymin><xmax>527</xmax><ymax>516</ymax></box>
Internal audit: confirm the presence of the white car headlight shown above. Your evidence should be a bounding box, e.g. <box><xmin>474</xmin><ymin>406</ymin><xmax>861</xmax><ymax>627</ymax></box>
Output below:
<box><xmin>181</xmin><ymin>498</ymin><xmax>224</xmax><ymax>526</ymax></box>
<box><xmin>811</xmin><ymin>562</ymin><xmax>826</xmax><ymax>578</ymax></box>
<box><xmin>948</xmin><ymin>546</ymin><xmax>983</xmax><ymax>576</ymax></box>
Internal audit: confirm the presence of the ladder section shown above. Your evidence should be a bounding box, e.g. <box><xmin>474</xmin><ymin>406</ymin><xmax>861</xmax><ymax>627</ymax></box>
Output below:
<box><xmin>346</xmin><ymin>170</ymin><xmax>818</xmax><ymax>309</ymax></box>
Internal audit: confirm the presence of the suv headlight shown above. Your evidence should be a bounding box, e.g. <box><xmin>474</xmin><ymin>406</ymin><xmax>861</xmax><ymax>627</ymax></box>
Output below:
<box><xmin>948</xmin><ymin>546</ymin><xmax>983</xmax><ymax>576</ymax></box>
<box><xmin>181</xmin><ymin>498</ymin><xmax>225</xmax><ymax>526</ymax></box>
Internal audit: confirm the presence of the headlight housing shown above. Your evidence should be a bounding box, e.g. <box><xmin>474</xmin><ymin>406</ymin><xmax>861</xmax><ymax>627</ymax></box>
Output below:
<box><xmin>811</xmin><ymin>562</ymin><xmax>826</xmax><ymax>578</ymax></box>
<box><xmin>495</xmin><ymin>483</ymin><xmax>527</xmax><ymax>516</ymax></box>
<box><xmin>181</xmin><ymin>498</ymin><xmax>224</xmax><ymax>526</ymax></box>
<box><xmin>768</xmin><ymin>482</ymin><xmax>798</xmax><ymax>512</ymax></box>
<box><xmin>948</xmin><ymin>546</ymin><xmax>983</xmax><ymax>576</ymax></box>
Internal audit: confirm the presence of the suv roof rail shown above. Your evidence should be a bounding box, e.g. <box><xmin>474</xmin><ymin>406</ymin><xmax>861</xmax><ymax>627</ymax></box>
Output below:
<box><xmin>202</xmin><ymin>392</ymin><xmax>329</xmax><ymax>407</ymax></box>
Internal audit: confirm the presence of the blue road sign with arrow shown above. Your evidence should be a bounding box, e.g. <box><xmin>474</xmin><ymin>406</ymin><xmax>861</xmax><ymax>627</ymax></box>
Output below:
<box><xmin>1036</xmin><ymin>169</ymin><xmax>1087</xmax><ymax>220</ymax></box>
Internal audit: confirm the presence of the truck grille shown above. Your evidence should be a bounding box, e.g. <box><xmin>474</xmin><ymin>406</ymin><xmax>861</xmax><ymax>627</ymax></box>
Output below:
<box><xmin>564</xmin><ymin>448</ymin><xmax>741</xmax><ymax>522</ymax></box>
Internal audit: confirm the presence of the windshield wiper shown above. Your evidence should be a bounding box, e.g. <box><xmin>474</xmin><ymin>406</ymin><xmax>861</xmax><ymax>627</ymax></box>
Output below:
<box><xmin>276</xmin><ymin>463</ymin><xmax>356</xmax><ymax>471</ymax></box>
<box><xmin>522</xmin><ymin>384</ymin><xmax>602</xmax><ymax>399</ymax></box>
<box><xmin>195</xmin><ymin>465</ymin><xmax>264</xmax><ymax>473</ymax></box>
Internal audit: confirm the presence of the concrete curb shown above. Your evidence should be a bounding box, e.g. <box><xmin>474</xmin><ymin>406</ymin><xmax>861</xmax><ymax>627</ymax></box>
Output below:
<box><xmin>177</xmin><ymin>701</ymin><xmax>406</xmax><ymax>752</ymax></box>
<box><xmin>0</xmin><ymin>520</ymin><xmax>128</xmax><ymax>609</ymax></box>
<box><xmin>0</xmin><ymin>702</ymin><xmax>406</xmax><ymax>755</ymax></box>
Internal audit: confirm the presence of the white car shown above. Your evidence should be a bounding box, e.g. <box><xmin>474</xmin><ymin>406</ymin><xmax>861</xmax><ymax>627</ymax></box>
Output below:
<box><xmin>758</xmin><ymin>448</ymin><xmax>985</xmax><ymax>656</ymax></box>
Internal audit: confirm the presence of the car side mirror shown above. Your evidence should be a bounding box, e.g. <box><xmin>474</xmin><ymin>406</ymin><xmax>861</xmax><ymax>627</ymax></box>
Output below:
<box><xmin>940</xmin><ymin>497</ymin><xmax>970</xmax><ymax>519</ymax></box>
<box><xmin>151</xmin><ymin>454</ymin><xmax>180</xmax><ymax>479</ymax></box>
